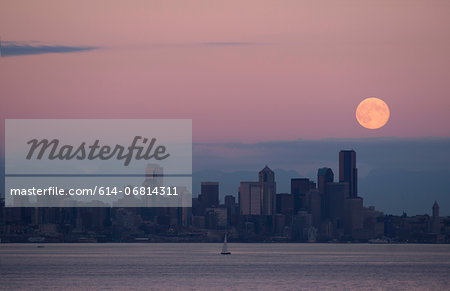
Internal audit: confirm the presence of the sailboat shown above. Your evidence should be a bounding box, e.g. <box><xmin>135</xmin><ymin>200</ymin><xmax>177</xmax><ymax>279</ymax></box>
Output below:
<box><xmin>221</xmin><ymin>233</ymin><xmax>231</xmax><ymax>255</ymax></box>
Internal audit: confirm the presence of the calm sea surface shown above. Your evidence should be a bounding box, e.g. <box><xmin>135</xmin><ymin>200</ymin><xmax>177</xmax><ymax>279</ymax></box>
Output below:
<box><xmin>0</xmin><ymin>243</ymin><xmax>449</xmax><ymax>290</ymax></box>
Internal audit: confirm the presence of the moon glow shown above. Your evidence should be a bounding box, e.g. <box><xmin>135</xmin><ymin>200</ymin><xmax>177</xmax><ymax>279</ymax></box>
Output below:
<box><xmin>356</xmin><ymin>98</ymin><xmax>390</xmax><ymax>129</ymax></box>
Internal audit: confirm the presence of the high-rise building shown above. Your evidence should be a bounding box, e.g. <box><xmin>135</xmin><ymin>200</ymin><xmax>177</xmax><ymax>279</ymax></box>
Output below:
<box><xmin>431</xmin><ymin>201</ymin><xmax>440</xmax><ymax>234</ymax></box>
<box><xmin>239</xmin><ymin>166</ymin><xmax>276</xmax><ymax>216</ymax></box>
<box><xmin>224</xmin><ymin>195</ymin><xmax>236</xmax><ymax>209</ymax></box>
<box><xmin>191</xmin><ymin>197</ymin><xmax>201</xmax><ymax>216</ymax></box>
<box><xmin>324</xmin><ymin>182</ymin><xmax>348</xmax><ymax>232</ymax></box>
<box><xmin>291</xmin><ymin>178</ymin><xmax>311</xmax><ymax>195</ymax></box>
<box><xmin>224</xmin><ymin>195</ymin><xmax>238</xmax><ymax>223</ymax></box>
<box><xmin>142</xmin><ymin>164</ymin><xmax>164</xmax><ymax>207</ymax></box>
<box><xmin>239</xmin><ymin>182</ymin><xmax>261</xmax><ymax>215</ymax></box>
<box><xmin>259</xmin><ymin>166</ymin><xmax>277</xmax><ymax>216</ymax></box>
<box><xmin>200</xmin><ymin>182</ymin><xmax>219</xmax><ymax>209</ymax></box>
<box><xmin>344</xmin><ymin>197</ymin><xmax>364</xmax><ymax>236</ymax></box>
<box><xmin>308</xmin><ymin>189</ymin><xmax>321</xmax><ymax>228</ymax></box>
<box><xmin>291</xmin><ymin>178</ymin><xmax>311</xmax><ymax>213</ymax></box>
<box><xmin>317</xmin><ymin>167</ymin><xmax>334</xmax><ymax>194</ymax></box>
<box><xmin>339</xmin><ymin>150</ymin><xmax>357</xmax><ymax>198</ymax></box>
<box><xmin>276</xmin><ymin>193</ymin><xmax>294</xmax><ymax>215</ymax></box>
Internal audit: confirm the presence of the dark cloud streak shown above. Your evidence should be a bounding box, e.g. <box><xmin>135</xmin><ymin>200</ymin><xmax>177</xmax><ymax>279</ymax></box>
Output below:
<box><xmin>200</xmin><ymin>42</ymin><xmax>259</xmax><ymax>46</ymax></box>
<box><xmin>0</xmin><ymin>41</ymin><xmax>98</xmax><ymax>57</ymax></box>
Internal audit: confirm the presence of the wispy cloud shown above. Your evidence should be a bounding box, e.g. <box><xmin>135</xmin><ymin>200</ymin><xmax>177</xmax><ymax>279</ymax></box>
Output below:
<box><xmin>0</xmin><ymin>41</ymin><xmax>98</xmax><ymax>57</ymax></box>
<box><xmin>0</xmin><ymin>40</ymin><xmax>266</xmax><ymax>57</ymax></box>
<box><xmin>200</xmin><ymin>42</ymin><xmax>260</xmax><ymax>46</ymax></box>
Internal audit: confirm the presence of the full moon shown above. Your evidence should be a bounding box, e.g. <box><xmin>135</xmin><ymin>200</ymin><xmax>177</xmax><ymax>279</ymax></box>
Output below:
<box><xmin>356</xmin><ymin>98</ymin><xmax>390</xmax><ymax>129</ymax></box>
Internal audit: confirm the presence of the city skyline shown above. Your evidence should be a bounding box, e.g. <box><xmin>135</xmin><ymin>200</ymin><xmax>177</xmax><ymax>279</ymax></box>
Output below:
<box><xmin>2</xmin><ymin>137</ymin><xmax>449</xmax><ymax>215</ymax></box>
<box><xmin>192</xmin><ymin>137</ymin><xmax>450</xmax><ymax>216</ymax></box>
<box><xmin>190</xmin><ymin>148</ymin><xmax>446</xmax><ymax>243</ymax></box>
<box><xmin>2</xmin><ymin>148</ymin><xmax>447</xmax><ymax>244</ymax></box>
<box><xmin>197</xmin><ymin>149</ymin><xmax>440</xmax><ymax>220</ymax></box>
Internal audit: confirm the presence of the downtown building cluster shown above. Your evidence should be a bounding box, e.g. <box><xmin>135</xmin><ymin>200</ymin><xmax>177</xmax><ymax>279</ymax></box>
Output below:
<box><xmin>193</xmin><ymin>150</ymin><xmax>384</xmax><ymax>242</ymax></box>
<box><xmin>0</xmin><ymin>150</ymin><xmax>448</xmax><ymax>243</ymax></box>
<box><xmin>188</xmin><ymin>150</ymin><xmax>447</xmax><ymax>243</ymax></box>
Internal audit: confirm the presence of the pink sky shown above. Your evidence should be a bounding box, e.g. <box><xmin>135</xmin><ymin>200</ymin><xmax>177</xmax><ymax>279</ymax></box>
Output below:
<box><xmin>1</xmin><ymin>1</ymin><xmax>449</xmax><ymax>143</ymax></box>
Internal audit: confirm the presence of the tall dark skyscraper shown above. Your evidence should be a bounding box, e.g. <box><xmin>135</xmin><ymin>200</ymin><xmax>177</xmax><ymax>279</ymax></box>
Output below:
<box><xmin>259</xmin><ymin>166</ymin><xmax>276</xmax><ymax>216</ymax></box>
<box><xmin>324</xmin><ymin>182</ymin><xmax>348</xmax><ymax>231</ymax></box>
<box><xmin>200</xmin><ymin>182</ymin><xmax>219</xmax><ymax>208</ymax></box>
<box><xmin>317</xmin><ymin>167</ymin><xmax>334</xmax><ymax>194</ymax></box>
<box><xmin>291</xmin><ymin>178</ymin><xmax>311</xmax><ymax>213</ymax></box>
<box><xmin>291</xmin><ymin>178</ymin><xmax>311</xmax><ymax>195</ymax></box>
<box><xmin>339</xmin><ymin>150</ymin><xmax>357</xmax><ymax>198</ymax></box>
<box><xmin>276</xmin><ymin>193</ymin><xmax>294</xmax><ymax>215</ymax></box>
<box><xmin>432</xmin><ymin>201</ymin><xmax>440</xmax><ymax>234</ymax></box>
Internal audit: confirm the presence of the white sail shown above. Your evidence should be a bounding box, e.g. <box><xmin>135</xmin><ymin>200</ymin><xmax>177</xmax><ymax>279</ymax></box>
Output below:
<box><xmin>222</xmin><ymin>234</ymin><xmax>228</xmax><ymax>253</ymax></box>
<box><xmin>221</xmin><ymin>233</ymin><xmax>230</xmax><ymax>254</ymax></box>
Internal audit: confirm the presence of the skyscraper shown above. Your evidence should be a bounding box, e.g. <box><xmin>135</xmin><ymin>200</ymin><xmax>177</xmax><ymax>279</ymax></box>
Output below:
<box><xmin>259</xmin><ymin>166</ymin><xmax>276</xmax><ymax>216</ymax></box>
<box><xmin>339</xmin><ymin>150</ymin><xmax>357</xmax><ymax>198</ymax></box>
<box><xmin>324</xmin><ymin>182</ymin><xmax>348</xmax><ymax>233</ymax></box>
<box><xmin>224</xmin><ymin>195</ymin><xmax>236</xmax><ymax>209</ymax></box>
<box><xmin>317</xmin><ymin>167</ymin><xmax>334</xmax><ymax>194</ymax></box>
<box><xmin>239</xmin><ymin>166</ymin><xmax>276</xmax><ymax>216</ymax></box>
<box><xmin>224</xmin><ymin>195</ymin><xmax>237</xmax><ymax>223</ymax></box>
<box><xmin>291</xmin><ymin>178</ymin><xmax>311</xmax><ymax>213</ymax></box>
<box><xmin>239</xmin><ymin>181</ymin><xmax>261</xmax><ymax>215</ymax></box>
<box><xmin>308</xmin><ymin>189</ymin><xmax>321</xmax><ymax>228</ymax></box>
<box><xmin>344</xmin><ymin>197</ymin><xmax>363</xmax><ymax>236</ymax></box>
<box><xmin>291</xmin><ymin>178</ymin><xmax>311</xmax><ymax>195</ymax></box>
<box><xmin>431</xmin><ymin>201</ymin><xmax>440</xmax><ymax>234</ymax></box>
<box><xmin>142</xmin><ymin>164</ymin><xmax>164</xmax><ymax>207</ymax></box>
<box><xmin>200</xmin><ymin>182</ymin><xmax>219</xmax><ymax>208</ymax></box>
<box><xmin>276</xmin><ymin>193</ymin><xmax>294</xmax><ymax>215</ymax></box>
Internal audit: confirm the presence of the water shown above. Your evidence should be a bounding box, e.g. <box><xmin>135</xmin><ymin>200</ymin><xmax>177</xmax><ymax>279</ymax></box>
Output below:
<box><xmin>1</xmin><ymin>243</ymin><xmax>449</xmax><ymax>290</ymax></box>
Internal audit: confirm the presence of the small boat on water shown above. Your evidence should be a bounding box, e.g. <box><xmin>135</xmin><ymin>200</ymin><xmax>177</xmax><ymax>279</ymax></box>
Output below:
<box><xmin>221</xmin><ymin>233</ymin><xmax>231</xmax><ymax>255</ymax></box>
